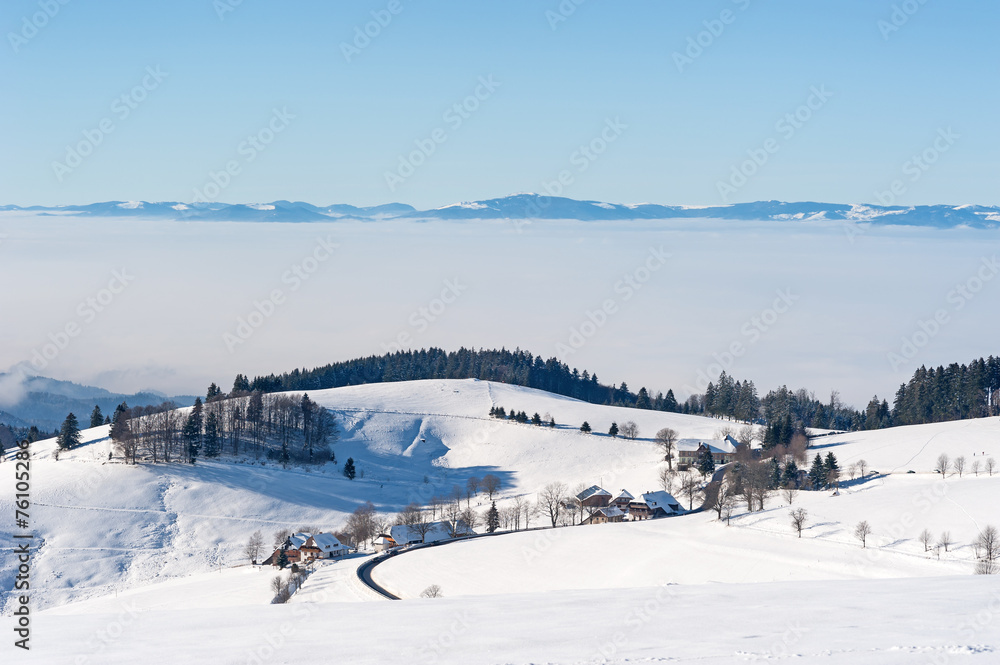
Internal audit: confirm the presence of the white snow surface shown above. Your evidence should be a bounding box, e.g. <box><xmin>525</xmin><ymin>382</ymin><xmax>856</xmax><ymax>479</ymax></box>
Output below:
<box><xmin>2</xmin><ymin>379</ymin><xmax>1000</xmax><ymax>662</ymax></box>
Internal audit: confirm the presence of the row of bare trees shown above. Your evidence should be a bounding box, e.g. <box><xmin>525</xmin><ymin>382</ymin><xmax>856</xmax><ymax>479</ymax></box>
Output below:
<box><xmin>112</xmin><ymin>392</ymin><xmax>336</xmax><ymax>465</ymax></box>
<box><xmin>935</xmin><ymin>453</ymin><xmax>996</xmax><ymax>478</ymax></box>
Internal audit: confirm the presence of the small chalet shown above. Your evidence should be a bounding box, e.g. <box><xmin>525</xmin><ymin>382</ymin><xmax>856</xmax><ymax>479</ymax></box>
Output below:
<box><xmin>373</xmin><ymin>533</ymin><xmax>396</xmax><ymax>552</ymax></box>
<box><xmin>676</xmin><ymin>436</ymin><xmax>740</xmax><ymax>467</ymax></box>
<box><xmin>265</xmin><ymin>532</ymin><xmax>311</xmax><ymax>567</ymax></box>
<box><xmin>576</xmin><ymin>485</ymin><xmax>613</xmax><ymax>508</ymax></box>
<box><xmin>610</xmin><ymin>489</ymin><xmax>634</xmax><ymax>511</ymax></box>
<box><xmin>582</xmin><ymin>505</ymin><xmax>626</xmax><ymax>525</ymax></box>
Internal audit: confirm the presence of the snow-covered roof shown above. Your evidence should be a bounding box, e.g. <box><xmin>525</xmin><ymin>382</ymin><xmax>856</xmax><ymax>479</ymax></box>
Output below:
<box><xmin>613</xmin><ymin>489</ymin><xmax>634</xmax><ymax>501</ymax></box>
<box><xmin>389</xmin><ymin>521</ymin><xmax>472</xmax><ymax>545</ymax></box>
<box><xmin>676</xmin><ymin>438</ymin><xmax>738</xmax><ymax>455</ymax></box>
<box><xmin>287</xmin><ymin>533</ymin><xmax>311</xmax><ymax>549</ymax></box>
<box><xmin>577</xmin><ymin>485</ymin><xmax>612</xmax><ymax>501</ymax></box>
<box><xmin>307</xmin><ymin>533</ymin><xmax>345</xmax><ymax>552</ymax></box>
<box><xmin>599</xmin><ymin>506</ymin><xmax>625</xmax><ymax>518</ymax></box>
<box><xmin>641</xmin><ymin>491</ymin><xmax>682</xmax><ymax>514</ymax></box>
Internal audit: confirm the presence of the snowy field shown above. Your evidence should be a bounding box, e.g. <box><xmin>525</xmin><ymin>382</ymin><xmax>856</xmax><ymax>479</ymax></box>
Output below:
<box><xmin>2</xmin><ymin>379</ymin><xmax>1000</xmax><ymax>662</ymax></box>
<box><xmin>7</xmin><ymin>576</ymin><xmax>999</xmax><ymax>664</ymax></box>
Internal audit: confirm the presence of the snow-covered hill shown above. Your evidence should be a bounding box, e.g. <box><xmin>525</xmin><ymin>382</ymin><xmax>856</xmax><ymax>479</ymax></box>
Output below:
<box><xmin>3</xmin><ymin>378</ymin><xmax>999</xmax><ymax>617</ymax></box>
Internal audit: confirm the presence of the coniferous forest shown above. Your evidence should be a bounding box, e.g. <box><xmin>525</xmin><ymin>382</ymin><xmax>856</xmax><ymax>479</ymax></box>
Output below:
<box><xmin>231</xmin><ymin>347</ymin><xmax>1000</xmax><ymax>435</ymax></box>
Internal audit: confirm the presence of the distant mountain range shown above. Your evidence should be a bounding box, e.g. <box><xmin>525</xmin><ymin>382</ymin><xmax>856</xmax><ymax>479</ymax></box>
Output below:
<box><xmin>3</xmin><ymin>195</ymin><xmax>999</xmax><ymax>228</ymax></box>
<box><xmin>0</xmin><ymin>373</ymin><xmax>195</xmax><ymax>432</ymax></box>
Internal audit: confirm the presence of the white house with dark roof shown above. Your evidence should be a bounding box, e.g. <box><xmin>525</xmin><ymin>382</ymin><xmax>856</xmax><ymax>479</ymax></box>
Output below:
<box><xmin>301</xmin><ymin>533</ymin><xmax>349</xmax><ymax>559</ymax></box>
<box><xmin>628</xmin><ymin>491</ymin><xmax>683</xmax><ymax>520</ymax></box>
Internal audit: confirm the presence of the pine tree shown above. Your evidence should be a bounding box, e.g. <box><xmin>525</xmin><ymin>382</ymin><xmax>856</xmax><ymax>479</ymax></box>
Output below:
<box><xmin>104</xmin><ymin>415</ymin><xmax>111</xmax><ymax>425</ymax></box>
<box><xmin>206</xmin><ymin>382</ymin><xmax>222</xmax><ymax>401</ymax></box>
<box><xmin>531</xmin><ymin>412</ymin><xmax>542</xmax><ymax>425</ymax></box>
<box><xmin>89</xmin><ymin>405</ymin><xmax>104</xmax><ymax>428</ymax></box>
<box><xmin>580</xmin><ymin>421</ymin><xmax>591</xmax><ymax>433</ymax></box>
<box><xmin>548</xmin><ymin>416</ymin><xmax>556</xmax><ymax>428</ymax></box>
<box><xmin>203</xmin><ymin>412</ymin><xmax>220</xmax><ymax>458</ymax></box>
<box><xmin>697</xmin><ymin>446</ymin><xmax>716</xmax><ymax>477</ymax></box>
<box><xmin>608</xmin><ymin>422</ymin><xmax>619</xmax><ymax>438</ymax></box>
<box><xmin>824</xmin><ymin>452</ymin><xmax>840</xmax><ymax>486</ymax></box>
<box><xmin>783</xmin><ymin>459</ymin><xmax>800</xmax><ymax>488</ymax></box>
<box><xmin>663</xmin><ymin>389</ymin><xmax>678</xmax><ymax>412</ymax></box>
<box><xmin>277</xmin><ymin>548</ymin><xmax>289</xmax><ymax>569</ymax></box>
<box><xmin>183</xmin><ymin>398</ymin><xmax>203</xmax><ymax>463</ymax></box>
<box><xmin>769</xmin><ymin>458</ymin><xmax>782</xmax><ymax>489</ymax></box>
<box><xmin>110</xmin><ymin>402</ymin><xmax>130</xmax><ymax>442</ymax></box>
<box><xmin>635</xmin><ymin>387</ymin><xmax>651</xmax><ymax>409</ymax></box>
<box><xmin>57</xmin><ymin>413</ymin><xmax>82</xmax><ymax>450</ymax></box>
<box><xmin>489</xmin><ymin>406</ymin><xmax>496</xmax><ymax>417</ymax></box>
<box><xmin>808</xmin><ymin>453</ymin><xmax>826</xmax><ymax>489</ymax></box>
<box><xmin>344</xmin><ymin>457</ymin><xmax>356</xmax><ymax>480</ymax></box>
<box><xmin>486</xmin><ymin>501</ymin><xmax>500</xmax><ymax>533</ymax></box>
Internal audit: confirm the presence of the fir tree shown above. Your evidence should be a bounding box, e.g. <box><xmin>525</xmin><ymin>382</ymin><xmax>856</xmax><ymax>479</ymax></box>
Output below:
<box><xmin>103</xmin><ymin>415</ymin><xmax>111</xmax><ymax>425</ymax></box>
<box><xmin>486</xmin><ymin>501</ymin><xmax>500</xmax><ymax>533</ymax></box>
<box><xmin>344</xmin><ymin>457</ymin><xmax>357</xmax><ymax>480</ymax></box>
<box><xmin>769</xmin><ymin>457</ymin><xmax>782</xmax><ymax>489</ymax></box>
<box><xmin>183</xmin><ymin>398</ymin><xmax>203</xmax><ymax>463</ymax></box>
<box><xmin>697</xmin><ymin>446</ymin><xmax>716</xmax><ymax>477</ymax></box>
<box><xmin>203</xmin><ymin>412</ymin><xmax>220</xmax><ymax>458</ymax></box>
<box><xmin>277</xmin><ymin>548</ymin><xmax>289</xmax><ymax>569</ymax></box>
<box><xmin>89</xmin><ymin>405</ymin><xmax>104</xmax><ymax>429</ymax></box>
<box><xmin>663</xmin><ymin>389</ymin><xmax>678</xmax><ymax>412</ymax></box>
<box><xmin>548</xmin><ymin>416</ymin><xmax>556</xmax><ymax>427</ymax></box>
<box><xmin>608</xmin><ymin>422</ymin><xmax>619</xmax><ymax>438</ymax></box>
<box><xmin>531</xmin><ymin>412</ymin><xmax>542</xmax><ymax>425</ymax></box>
<box><xmin>206</xmin><ymin>382</ymin><xmax>222</xmax><ymax>401</ymax></box>
<box><xmin>783</xmin><ymin>459</ymin><xmax>800</xmax><ymax>488</ymax></box>
<box><xmin>110</xmin><ymin>402</ymin><xmax>130</xmax><ymax>442</ymax></box>
<box><xmin>635</xmin><ymin>387</ymin><xmax>651</xmax><ymax>409</ymax></box>
<box><xmin>57</xmin><ymin>413</ymin><xmax>82</xmax><ymax>450</ymax></box>
<box><xmin>580</xmin><ymin>421</ymin><xmax>591</xmax><ymax>433</ymax></box>
<box><xmin>808</xmin><ymin>454</ymin><xmax>826</xmax><ymax>489</ymax></box>
<box><xmin>489</xmin><ymin>406</ymin><xmax>496</xmax><ymax>417</ymax></box>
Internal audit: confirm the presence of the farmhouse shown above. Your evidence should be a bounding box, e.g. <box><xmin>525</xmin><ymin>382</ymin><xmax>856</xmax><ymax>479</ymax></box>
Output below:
<box><xmin>373</xmin><ymin>534</ymin><xmax>396</xmax><ymax>552</ymax></box>
<box><xmin>676</xmin><ymin>436</ymin><xmax>740</xmax><ymax>466</ymax></box>
<box><xmin>388</xmin><ymin>520</ymin><xmax>474</xmax><ymax>547</ymax></box>
<box><xmin>300</xmin><ymin>533</ymin><xmax>350</xmax><ymax>559</ymax></box>
<box><xmin>628</xmin><ymin>491</ymin><xmax>683</xmax><ymax>520</ymax></box>
<box><xmin>610</xmin><ymin>489</ymin><xmax>634</xmax><ymax>511</ymax></box>
<box><xmin>576</xmin><ymin>485</ymin><xmax>613</xmax><ymax>508</ymax></box>
<box><xmin>582</xmin><ymin>505</ymin><xmax>626</xmax><ymax>525</ymax></box>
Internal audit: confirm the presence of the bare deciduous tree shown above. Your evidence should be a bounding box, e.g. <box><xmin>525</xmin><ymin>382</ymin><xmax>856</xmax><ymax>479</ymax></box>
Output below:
<box><xmin>987</xmin><ymin>458</ymin><xmax>996</xmax><ymax>476</ymax></box>
<box><xmin>789</xmin><ymin>508</ymin><xmax>808</xmax><ymax>537</ymax></box>
<box><xmin>919</xmin><ymin>529</ymin><xmax>933</xmax><ymax>552</ymax></box>
<box><xmin>245</xmin><ymin>530</ymin><xmax>264</xmax><ymax>564</ymax></box>
<box><xmin>655</xmin><ymin>428</ymin><xmax>678</xmax><ymax>470</ymax></box>
<box><xmin>857</xmin><ymin>459</ymin><xmax>869</xmax><ymax>479</ymax></box>
<box><xmin>619</xmin><ymin>421</ymin><xmax>639</xmax><ymax>440</ymax></box>
<box><xmin>658</xmin><ymin>466</ymin><xmax>676</xmax><ymax>494</ymax></box>
<box><xmin>539</xmin><ymin>482</ymin><xmax>568</xmax><ymax>527</ymax></box>
<box><xmin>737</xmin><ymin>424</ymin><xmax>755</xmax><ymax>447</ymax></box>
<box><xmin>935</xmin><ymin>453</ymin><xmax>950</xmax><ymax>477</ymax></box>
<box><xmin>680</xmin><ymin>474</ymin><xmax>702</xmax><ymax>511</ymax></box>
<box><xmin>954</xmin><ymin>456</ymin><xmax>966</xmax><ymax>478</ymax></box>
<box><xmin>782</xmin><ymin>485</ymin><xmax>798</xmax><ymax>505</ymax></box>
<box><xmin>481</xmin><ymin>473</ymin><xmax>501</xmax><ymax>500</ymax></box>
<box><xmin>521</xmin><ymin>498</ymin><xmax>536</xmax><ymax>529</ymax></box>
<box><xmin>847</xmin><ymin>463</ymin><xmax>858</xmax><ymax>481</ymax></box>
<box><xmin>273</xmin><ymin>529</ymin><xmax>291</xmax><ymax>548</ymax></box>
<box><xmin>972</xmin><ymin>459</ymin><xmax>981</xmax><ymax>476</ymax></box>
<box><xmin>465</xmin><ymin>476</ymin><xmax>480</xmax><ymax>507</ymax></box>
<box><xmin>938</xmin><ymin>531</ymin><xmax>953</xmax><ymax>553</ymax></box>
<box><xmin>854</xmin><ymin>520</ymin><xmax>873</xmax><ymax>548</ymax></box>
<box><xmin>420</xmin><ymin>584</ymin><xmax>443</xmax><ymax>598</ymax></box>
<box><xmin>974</xmin><ymin>525</ymin><xmax>999</xmax><ymax>575</ymax></box>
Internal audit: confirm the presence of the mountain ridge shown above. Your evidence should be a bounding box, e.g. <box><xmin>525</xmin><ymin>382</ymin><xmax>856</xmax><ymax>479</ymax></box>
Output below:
<box><xmin>3</xmin><ymin>195</ymin><xmax>999</xmax><ymax>228</ymax></box>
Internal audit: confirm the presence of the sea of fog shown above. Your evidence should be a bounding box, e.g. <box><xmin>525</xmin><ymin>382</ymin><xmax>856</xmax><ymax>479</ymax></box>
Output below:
<box><xmin>1</xmin><ymin>213</ymin><xmax>997</xmax><ymax>410</ymax></box>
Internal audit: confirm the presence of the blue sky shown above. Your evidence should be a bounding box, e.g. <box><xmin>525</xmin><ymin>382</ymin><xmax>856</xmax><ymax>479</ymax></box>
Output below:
<box><xmin>2</xmin><ymin>0</ymin><xmax>996</xmax><ymax>208</ymax></box>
